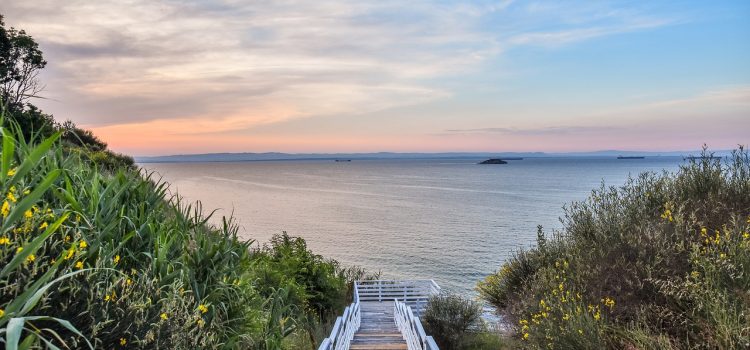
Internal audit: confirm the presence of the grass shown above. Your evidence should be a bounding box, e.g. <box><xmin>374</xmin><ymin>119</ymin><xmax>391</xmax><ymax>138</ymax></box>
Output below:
<box><xmin>478</xmin><ymin>148</ymin><xmax>750</xmax><ymax>349</ymax></box>
<box><xmin>0</xmin><ymin>111</ymin><xmax>362</xmax><ymax>348</ymax></box>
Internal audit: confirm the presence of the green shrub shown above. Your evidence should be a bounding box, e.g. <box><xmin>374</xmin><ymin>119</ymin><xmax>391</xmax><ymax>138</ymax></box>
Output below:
<box><xmin>0</xmin><ymin>114</ymin><xmax>356</xmax><ymax>349</ymax></box>
<box><xmin>423</xmin><ymin>293</ymin><xmax>482</xmax><ymax>349</ymax></box>
<box><xmin>479</xmin><ymin>148</ymin><xmax>750</xmax><ymax>349</ymax></box>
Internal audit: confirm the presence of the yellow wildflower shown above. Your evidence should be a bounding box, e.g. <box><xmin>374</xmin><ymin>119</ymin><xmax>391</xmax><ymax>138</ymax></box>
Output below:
<box><xmin>113</xmin><ymin>255</ymin><xmax>121</xmax><ymax>264</ymax></box>
<box><xmin>197</xmin><ymin>318</ymin><xmax>205</xmax><ymax>327</ymax></box>
<box><xmin>593</xmin><ymin>310</ymin><xmax>601</xmax><ymax>321</ymax></box>
<box><xmin>198</xmin><ymin>304</ymin><xmax>208</xmax><ymax>314</ymax></box>
<box><xmin>0</xmin><ymin>237</ymin><xmax>9</xmax><ymax>245</ymax></box>
<box><xmin>23</xmin><ymin>189</ymin><xmax>30</xmax><ymax>195</ymax></box>
<box><xmin>75</xmin><ymin>261</ymin><xmax>84</xmax><ymax>269</ymax></box>
<box><xmin>7</xmin><ymin>168</ymin><xmax>16</xmax><ymax>177</ymax></box>
<box><xmin>691</xmin><ymin>271</ymin><xmax>700</xmax><ymax>279</ymax></box>
<box><xmin>0</xmin><ymin>308</ymin><xmax>4</xmax><ymax>318</ymax></box>
<box><xmin>700</xmin><ymin>227</ymin><xmax>707</xmax><ymax>236</ymax></box>
<box><xmin>65</xmin><ymin>248</ymin><xmax>75</xmax><ymax>260</ymax></box>
<box><xmin>105</xmin><ymin>294</ymin><xmax>111</xmax><ymax>302</ymax></box>
<box><xmin>160</xmin><ymin>313</ymin><xmax>168</xmax><ymax>320</ymax></box>
<box><xmin>743</xmin><ymin>232</ymin><xmax>749</xmax><ymax>239</ymax></box>
<box><xmin>522</xmin><ymin>333</ymin><xmax>529</xmax><ymax>340</ymax></box>
<box><xmin>16</xmin><ymin>247</ymin><xmax>23</xmax><ymax>253</ymax></box>
<box><xmin>1</xmin><ymin>201</ymin><xmax>9</xmax><ymax>217</ymax></box>
<box><xmin>519</xmin><ymin>319</ymin><xmax>528</xmax><ymax>325</ymax></box>
<box><xmin>562</xmin><ymin>313</ymin><xmax>570</xmax><ymax>320</ymax></box>
<box><xmin>120</xmin><ymin>338</ymin><xmax>127</xmax><ymax>346</ymax></box>
<box><xmin>79</xmin><ymin>241</ymin><xmax>88</xmax><ymax>249</ymax></box>
<box><xmin>126</xmin><ymin>278</ymin><xmax>133</xmax><ymax>286</ymax></box>
<box><xmin>602</xmin><ymin>297</ymin><xmax>615</xmax><ymax>309</ymax></box>
<box><xmin>24</xmin><ymin>209</ymin><xmax>32</xmax><ymax>219</ymax></box>
<box><xmin>6</xmin><ymin>192</ymin><xmax>17</xmax><ymax>203</ymax></box>
<box><xmin>39</xmin><ymin>222</ymin><xmax>48</xmax><ymax>230</ymax></box>
<box><xmin>26</xmin><ymin>254</ymin><xmax>35</xmax><ymax>263</ymax></box>
<box><xmin>719</xmin><ymin>253</ymin><xmax>726</xmax><ymax>259</ymax></box>
<box><xmin>578</xmin><ymin>329</ymin><xmax>583</xmax><ymax>335</ymax></box>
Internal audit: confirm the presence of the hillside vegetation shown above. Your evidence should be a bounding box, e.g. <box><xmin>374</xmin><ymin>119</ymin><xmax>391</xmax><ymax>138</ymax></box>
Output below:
<box><xmin>478</xmin><ymin>149</ymin><xmax>750</xmax><ymax>349</ymax></box>
<box><xmin>0</xmin><ymin>115</ymin><xmax>364</xmax><ymax>348</ymax></box>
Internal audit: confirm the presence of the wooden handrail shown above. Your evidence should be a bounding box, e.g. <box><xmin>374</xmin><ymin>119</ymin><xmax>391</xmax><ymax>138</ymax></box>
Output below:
<box><xmin>394</xmin><ymin>299</ymin><xmax>440</xmax><ymax>350</ymax></box>
<box><xmin>317</xmin><ymin>301</ymin><xmax>361</xmax><ymax>350</ymax></box>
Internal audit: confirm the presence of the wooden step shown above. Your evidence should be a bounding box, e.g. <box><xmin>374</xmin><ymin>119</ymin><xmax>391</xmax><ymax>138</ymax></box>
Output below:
<box><xmin>349</xmin><ymin>344</ymin><xmax>408</xmax><ymax>350</ymax></box>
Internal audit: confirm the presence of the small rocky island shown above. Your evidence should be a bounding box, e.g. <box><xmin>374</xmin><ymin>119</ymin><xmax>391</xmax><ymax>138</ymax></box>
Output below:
<box><xmin>479</xmin><ymin>158</ymin><xmax>508</xmax><ymax>164</ymax></box>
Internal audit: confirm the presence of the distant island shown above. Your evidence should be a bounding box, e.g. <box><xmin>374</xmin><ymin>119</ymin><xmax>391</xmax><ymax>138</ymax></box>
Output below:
<box><xmin>479</xmin><ymin>158</ymin><xmax>508</xmax><ymax>164</ymax></box>
<box><xmin>617</xmin><ymin>156</ymin><xmax>645</xmax><ymax>159</ymax></box>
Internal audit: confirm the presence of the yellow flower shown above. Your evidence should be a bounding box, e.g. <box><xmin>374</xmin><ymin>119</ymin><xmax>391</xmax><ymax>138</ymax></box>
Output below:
<box><xmin>602</xmin><ymin>297</ymin><xmax>615</xmax><ymax>309</ymax></box>
<box><xmin>65</xmin><ymin>248</ymin><xmax>75</xmax><ymax>260</ymax></box>
<box><xmin>23</xmin><ymin>209</ymin><xmax>33</xmax><ymax>219</ymax></box>
<box><xmin>120</xmin><ymin>338</ymin><xmax>127</xmax><ymax>346</ymax></box>
<box><xmin>113</xmin><ymin>255</ymin><xmax>121</xmax><ymax>264</ymax></box>
<box><xmin>743</xmin><ymin>232</ymin><xmax>749</xmax><ymax>239</ymax></box>
<box><xmin>126</xmin><ymin>278</ymin><xmax>133</xmax><ymax>286</ymax></box>
<box><xmin>522</xmin><ymin>333</ymin><xmax>529</xmax><ymax>340</ymax></box>
<box><xmin>26</xmin><ymin>254</ymin><xmax>35</xmax><ymax>263</ymax></box>
<box><xmin>562</xmin><ymin>313</ymin><xmax>570</xmax><ymax>320</ymax></box>
<box><xmin>7</xmin><ymin>168</ymin><xmax>16</xmax><ymax>177</ymax></box>
<box><xmin>79</xmin><ymin>241</ymin><xmax>88</xmax><ymax>249</ymax></box>
<box><xmin>105</xmin><ymin>294</ymin><xmax>111</xmax><ymax>302</ymax></box>
<box><xmin>593</xmin><ymin>310</ymin><xmax>601</xmax><ymax>321</ymax></box>
<box><xmin>16</xmin><ymin>247</ymin><xmax>23</xmax><ymax>253</ymax></box>
<box><xmin>198</xmin><ymin>304</ymin><xmax>209</xmax><ymax>314</ymax></box>
<box><xmin>0</xmin><ymin>308</ymin><xmax>4</xmax><ymax>318</ymax></box>
<box><xmin>23</xmin><ymin>189</ymin><xmax>30</xmax><ymax>195</ymax></box>
<box><xmin>196</xmin><ymin>318</ymin><xmax>205</xmax><ymax>327</ymax></box>
<box><xmin>6</xmin><ymin>192</ymin><xmax>17</xmax><ymax>203</ymax></box>
<box><xmin>1</xmin><ymin>201</ymin><xmax>9</xmax><ymax>217</ymax></box>
<box><xmin>578</xmin><ymin>329</ymin><xmax>583</xmax><ymax>335</ymax></box>
<box><xmin>39</xmin><ymin>222</ymin><xmax>48</xmax><ymax>230</ymax></box>
<box><xmin>719</xmin><ymin>253</ymin><xmax>726</xmax><ymax>259</ymax></box>
<box><xmin>160</xmin><ymin>313</ymin><xmax>168</xmax><ymax>320</ymax></box>
<box><xmin>0</xmin><ymin>237</ymin><xmax>9</xmax><ymax>245</ymax></box>
<box><xmin>75</xmin><ymin>261</ymin><xmax>84</xmax><ymax>269</ymax></box>
<box><xmin>519</xmin><ymin>319</ymin><xmax>528</xmax><ymax>325</ymax></box>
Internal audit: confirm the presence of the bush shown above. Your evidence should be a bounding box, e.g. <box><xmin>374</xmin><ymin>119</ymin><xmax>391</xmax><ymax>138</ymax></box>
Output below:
<box><xmin>478</xmin><ymin>148</ymin><xmax>750</xmax><ymax>349</ymax></box>
<box><xmin>423</xmin><ymin>293</ymin><xmax>482</xmax><ymax>349</ymax></box>
<box><xmin>0</xmin><ymin>116</ymin><xmax>357</xmax><ymax>349</ymax></box>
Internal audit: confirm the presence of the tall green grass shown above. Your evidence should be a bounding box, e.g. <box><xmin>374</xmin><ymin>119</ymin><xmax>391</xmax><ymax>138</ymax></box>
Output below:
<box><xmin>478</xmin><ymin>149</ymin><xmax>750</xmax><ymax>349</ymax></box>
<box><xmin>1</xmin><ymin>110</ymin><xmax>361</xmax><ymax>348</ymax></box>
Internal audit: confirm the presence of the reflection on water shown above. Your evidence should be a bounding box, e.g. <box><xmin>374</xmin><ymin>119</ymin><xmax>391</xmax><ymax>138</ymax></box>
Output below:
<box><xmin>143</xmin><ymin>157</ymin><xmax>682</xmax><ymax>295</ymax></box>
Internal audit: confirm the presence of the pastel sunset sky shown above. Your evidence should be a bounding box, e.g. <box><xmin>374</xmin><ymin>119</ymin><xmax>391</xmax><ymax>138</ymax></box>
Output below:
<box><xmin>3</xmin><ymin>0</ymin><xmax>749</xmax><ymax>156</ymax></box>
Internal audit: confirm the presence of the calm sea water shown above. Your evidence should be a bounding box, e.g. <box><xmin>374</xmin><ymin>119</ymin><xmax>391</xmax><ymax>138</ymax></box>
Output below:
<box><xmin>142</xmin><ymin>157</ymin><xmax>682</xmax><ymax>295</ymax></box>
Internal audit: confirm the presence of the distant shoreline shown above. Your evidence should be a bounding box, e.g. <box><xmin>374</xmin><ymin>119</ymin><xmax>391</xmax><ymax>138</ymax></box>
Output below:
<box><xmin>135</xmin><ymin>151</ymin><xmax>723</xmax><ymax>163</ymax></box>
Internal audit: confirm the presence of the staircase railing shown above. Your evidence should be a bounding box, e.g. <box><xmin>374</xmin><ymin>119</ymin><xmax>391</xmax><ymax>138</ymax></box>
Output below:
<box><xmin>354</xmin><ymin>279</ymin><xmax>440</xmax><ymax>316</ymax></box>
<box><xmin>317</xmin><ymin>301</ymin><xmax>360</xmax><ymax>350</ymax></box>
<box><xmin>394</xmin><ymin>299</ymin><xmax>440</xmax><ymax>350</ymax></box>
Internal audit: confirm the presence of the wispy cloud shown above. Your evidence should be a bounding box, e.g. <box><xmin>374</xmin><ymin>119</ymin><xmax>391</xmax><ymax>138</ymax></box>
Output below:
<box><xmin>444</xmin><ymin>125</ymin><xmax>624</xmax><ymax>135</ymax></box>
<box><xmin>3</xmin><ymin>0</ymin><xmax>678</xmax><ymax>129</ymax></box>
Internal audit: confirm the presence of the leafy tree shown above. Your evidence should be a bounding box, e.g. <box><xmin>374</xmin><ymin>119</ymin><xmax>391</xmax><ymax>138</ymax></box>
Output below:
<box><xmin>0</xmin><ymin>14</ymin><xmax>47</xmax><ymax>110</ymax></box>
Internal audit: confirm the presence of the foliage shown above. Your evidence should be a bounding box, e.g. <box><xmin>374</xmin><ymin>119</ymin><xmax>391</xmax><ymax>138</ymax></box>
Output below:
<box><xmin>423</xmin><ymin>293</ymin><xmax>482</xmax><ymax>349</ymax></box>
<box><xmin>0</xmin><ymin>114</ymin><xmax>357</xmax><ymax>348</ymax></box>
<box><xmin>478</xmin><ymin>148</ymin><xmax>750</xmax><ymax>349</ymax></box>
<box><xmin>0</xmin><ymin>14</ymin><xmax>46</xmax><ymax>109</ymax></box>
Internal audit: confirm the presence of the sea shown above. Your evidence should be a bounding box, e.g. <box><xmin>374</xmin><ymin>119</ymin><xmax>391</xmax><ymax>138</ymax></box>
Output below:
<box><xmin>141</xmin><ymin>157</ymin><xmax>684</xmax><ymax>296</ymax></box>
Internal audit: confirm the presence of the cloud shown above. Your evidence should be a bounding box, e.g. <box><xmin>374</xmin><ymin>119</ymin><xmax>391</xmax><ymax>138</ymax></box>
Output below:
<box><xmin>2</xmin><ymin>0</ymin><xmax>679</xmax><ymax>128</ymax></box>
<box><xmin>3</xmin><ymin>0</ymin><xmax>499</xmax><ymax>127</ymax></box>
<box><xmin>444</xmin><ymin>125</ymin><xmax>624</xmax><ymax>135</ymax></box>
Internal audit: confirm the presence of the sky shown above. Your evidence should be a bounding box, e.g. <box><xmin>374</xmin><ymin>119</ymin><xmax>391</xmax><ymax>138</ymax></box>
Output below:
<box><xmin>2</xmin><ymin>0</ymin><xmax>749</xmax><ymax>156</ymax></box>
